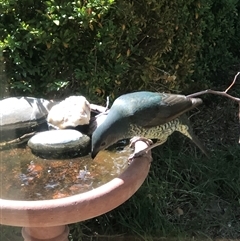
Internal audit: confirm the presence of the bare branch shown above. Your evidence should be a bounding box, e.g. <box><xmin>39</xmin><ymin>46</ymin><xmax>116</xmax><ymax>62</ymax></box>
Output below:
<box><xmin>225</xmin><ymin>72</ymin><xmax>240</xmax><ymax>93</ymax></box>
<box><xmin>187</xmin><ymin>89</ymin><xmax>240</xmax><ymax>102</ymax></box>
<box><xmin>187</xmin><ymin>72</ymin><xmax>240</xmax><ymax>146</ymax></box>
<box><xmin>90</xmin><ymin>104</ymin><xmax>107</xmax><ymax>114</ymax></box>
<box><xmin>239</xmin><ymin>103</ymin><xmax>240</xmax><ymax>144</ymax></box>
<box><xmin>0</xmin><ymin>132</ymin><xmax>36</xmax><ymax>150</ymax></box>
<box><xmin>105</xmin><ymin>96</ymin><xmax>110</xmax><ymax>112</ymax></box>
<box><xmin>187</xmin><ymin>72</ymin><xmax>240</xmax><ymax>103</ymax></box>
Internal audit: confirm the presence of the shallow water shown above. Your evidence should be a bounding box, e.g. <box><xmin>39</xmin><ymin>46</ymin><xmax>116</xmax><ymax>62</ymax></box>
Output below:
<box><xmin>0</xmin><ymin>145</ymin><xmax>132</xmax><ymax>201</ymax></box>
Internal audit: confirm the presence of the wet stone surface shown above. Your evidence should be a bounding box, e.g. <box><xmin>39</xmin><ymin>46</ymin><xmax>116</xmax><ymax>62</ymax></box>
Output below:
<box><xmin>27</xmin><ymin>129</ymin><xmax>91</xmax><ymax>158</ymax></box>
<box><xmin>0</xmin><ymin>97</ymin><xmax>53</xmax><ymax>141</ymax></box>
<box><xmin>0</xmin><ymin>145</ymin><xmax>132</xmax><ymax>201</ymax></box>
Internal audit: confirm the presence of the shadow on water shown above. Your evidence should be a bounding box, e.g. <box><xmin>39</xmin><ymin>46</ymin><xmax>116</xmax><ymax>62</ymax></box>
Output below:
<box><xmin>0</xmin><ymin>145</ymin><xmax>132</xmax><ymax>201</ymax></box>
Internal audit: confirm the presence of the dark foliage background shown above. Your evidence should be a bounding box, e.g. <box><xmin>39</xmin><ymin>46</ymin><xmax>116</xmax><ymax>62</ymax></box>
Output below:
<box><xmin>1</xmin><ymin>0</ymin><xmax>240</xmax><ymax>102</ymax></box>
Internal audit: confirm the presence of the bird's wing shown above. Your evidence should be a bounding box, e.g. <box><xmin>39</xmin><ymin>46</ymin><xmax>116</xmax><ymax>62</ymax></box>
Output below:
<box><xmin>129</xmin><ymin>93</ymin><xmax>202</xmax><ymax>128</ymax></box>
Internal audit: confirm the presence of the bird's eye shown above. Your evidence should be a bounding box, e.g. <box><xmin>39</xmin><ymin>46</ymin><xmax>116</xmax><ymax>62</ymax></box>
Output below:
<box><xmin>101</xmin><ymin>142</ymin><xmax>106</xmax><ymax>147</ymax></box>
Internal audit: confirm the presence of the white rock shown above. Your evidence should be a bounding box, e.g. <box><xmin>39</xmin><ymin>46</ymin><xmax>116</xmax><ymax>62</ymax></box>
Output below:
<box><xmin>47</xmin><ymin>96</ymin><xmax>91</xmax><ymax>129</ymax></box>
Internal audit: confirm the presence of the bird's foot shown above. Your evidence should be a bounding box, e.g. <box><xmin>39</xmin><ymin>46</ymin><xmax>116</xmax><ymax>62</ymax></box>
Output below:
<box><xmin>128</xmin><ymin>137</ymin><xmax>153</xmax><ymax>163</ymax></box>
<box><xmin>129</xmin><ymin>136</ymin><xmax>153</xmax><ymax>148</ymax></box>
<box><xmin>128</xmin><ymin>137</ymin><xmax>168</xmax><ymax>164</ymax></box>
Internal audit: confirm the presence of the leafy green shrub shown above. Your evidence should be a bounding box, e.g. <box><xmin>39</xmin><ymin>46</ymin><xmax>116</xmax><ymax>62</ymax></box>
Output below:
<box><xmin>192</xmin><ymin>0</ymin><xmax>240</xmax><ymax>89</ymax></box>
<box><xmin>1</xmin><ymin>0</ymin><xmax>115</xmax><ymax>98</ymax></box>
<box><xmin>1</xmin><ymin>0</ymin><xmax>240</xmax><ymax>101</ymax></box>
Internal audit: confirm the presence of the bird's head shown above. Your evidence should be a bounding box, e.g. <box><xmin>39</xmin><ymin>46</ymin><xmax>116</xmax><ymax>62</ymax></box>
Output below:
<box><xmin>91</xmin><ymin>129</ymin><xmax>114</xmax><ymax>158</ymax></box>
<box><xmin>91</xmin><ymin>115</ymin><xmax>128</xmax><ymax>159</ymax></box>
<box><xmin>91</xmin><ymin>96</ymin><xmax>132</xmax><ymax>158</ymax></box>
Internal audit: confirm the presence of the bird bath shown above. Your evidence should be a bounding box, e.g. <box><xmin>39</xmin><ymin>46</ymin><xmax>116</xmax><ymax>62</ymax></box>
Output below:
<box><xmin>0</xmin><ymin>141</ymin><xmax>152</xmax><ymax>241</ymax></box>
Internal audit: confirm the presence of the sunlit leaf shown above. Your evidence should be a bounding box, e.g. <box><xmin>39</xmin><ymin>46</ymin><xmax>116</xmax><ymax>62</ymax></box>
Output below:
<box><xmin>53</xmin><ymin>20</ymin><xmax>60</xmax><ymax>26</ymax></box>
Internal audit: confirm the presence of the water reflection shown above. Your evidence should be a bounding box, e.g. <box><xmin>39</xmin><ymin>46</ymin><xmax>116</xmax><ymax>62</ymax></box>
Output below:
<box><xmin>0</xmin><ymin>145</ymin><xmax>132</xmax><ymax>201</ymax></box>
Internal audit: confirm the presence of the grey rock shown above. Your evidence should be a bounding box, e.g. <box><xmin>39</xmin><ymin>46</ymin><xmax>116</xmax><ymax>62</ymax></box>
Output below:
<box><xmin>0</xmin><ymin>97</ymin><xmax>54</xmax><ymax>141</ymax></box>
<box><xmin>28</xmin><ymin>129</ymin><xmax>90</xmax><ymax>158</ymax></box>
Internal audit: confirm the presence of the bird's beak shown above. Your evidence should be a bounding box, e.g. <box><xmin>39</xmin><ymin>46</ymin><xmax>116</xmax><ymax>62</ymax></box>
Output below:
<box><xmin>91</xmin><ymin>150</ymin><xmax>97</xmax><ymax>159</ymax></box>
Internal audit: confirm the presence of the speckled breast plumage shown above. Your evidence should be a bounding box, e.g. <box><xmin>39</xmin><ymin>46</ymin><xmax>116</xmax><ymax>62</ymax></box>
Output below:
<box><xmin>128</xmin><ymin>117</ymin><xmax>191</xmax><ymax>143</ymax></box>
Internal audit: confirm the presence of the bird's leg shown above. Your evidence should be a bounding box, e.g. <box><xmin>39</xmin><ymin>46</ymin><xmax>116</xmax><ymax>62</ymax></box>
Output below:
<box><xmin>128</xmin><ymin>137</ymin><xmax>153</xmax><ymax>163</ymax></box>
<box><xmin>128</xmin><ymin>137</ymin><xmax>167</xmax><ymax>161</ymax></box>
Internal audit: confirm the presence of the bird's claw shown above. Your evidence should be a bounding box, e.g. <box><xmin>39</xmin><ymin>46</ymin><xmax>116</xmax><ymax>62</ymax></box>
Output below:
<box><xmin>129</xmin><ymin>137</ymin><xmax>153</xmax><ymax>148</ymax></box>
<box><xmin>128</xmin><ymin>137</ymin><xmax>153</xmax><ymax>164</ymax></box>
<box><xmin>128</xmin><ymin>149</ymin><xmax>148</xmax><ymax>161</ymax></box>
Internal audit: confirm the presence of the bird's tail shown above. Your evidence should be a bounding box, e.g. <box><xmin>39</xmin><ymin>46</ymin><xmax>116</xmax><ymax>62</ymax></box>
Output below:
<box><xmin>177</xmin><ymin>115</ymin><xmax>210</xmax><ymax>158</ymax></box>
